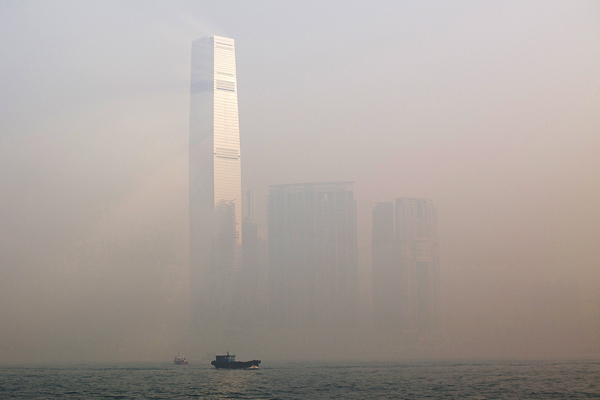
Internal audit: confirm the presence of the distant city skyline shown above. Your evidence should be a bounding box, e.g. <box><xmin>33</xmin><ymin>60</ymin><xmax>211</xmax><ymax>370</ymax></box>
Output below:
<box><xmin>1</xmin><ymin>1</ymin><xmax>598</xmax><ymax>364</ymax></box>
<box><xmin>187</xmin><ymin>37</ymin><xmax>443</xmax><ymax>352</ymax></box>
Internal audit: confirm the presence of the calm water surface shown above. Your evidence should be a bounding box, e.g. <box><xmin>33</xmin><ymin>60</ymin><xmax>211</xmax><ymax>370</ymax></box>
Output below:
<box><xmin>1</xmin><ymin>360</ymin><xmax>599</xmax><ymax>399</ymax></box>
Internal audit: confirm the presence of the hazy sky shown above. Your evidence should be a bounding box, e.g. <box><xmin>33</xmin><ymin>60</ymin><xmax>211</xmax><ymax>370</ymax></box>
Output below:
<box><xmin>1</xmin><ymin>0</ymin><xmax>599</xmax><ymax>361</ymax></box>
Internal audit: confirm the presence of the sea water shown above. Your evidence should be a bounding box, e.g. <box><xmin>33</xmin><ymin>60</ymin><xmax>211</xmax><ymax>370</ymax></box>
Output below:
<box><xmin>1</xmin><ymin>360</ymin><xmax>599</xmax><ymax>399</ymax></box>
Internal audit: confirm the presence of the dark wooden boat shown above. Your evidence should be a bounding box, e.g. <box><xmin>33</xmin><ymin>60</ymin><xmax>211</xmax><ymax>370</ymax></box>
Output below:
<box><xmin>211</xmin><ymin>352</ymin><xmax>260</xmax><ymax>369</ymax></box>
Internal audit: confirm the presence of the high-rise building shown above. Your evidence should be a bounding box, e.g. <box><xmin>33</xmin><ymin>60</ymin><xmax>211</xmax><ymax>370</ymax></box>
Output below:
<box><xmin>268</xmin><ymin>182</ymin><xmax>359</xmax><ymax>330</ymax></box>
<box><xmin>371</xmin><ymin>202</ymin><xmax>404</xmax><ymax>332</ymax></box>
<box><xmin>396</xmin><ymin>197</ymin><xmax>440</xmax><ymax>335</ymax></box>
<box><xmin>242</xmin><ymin>189</ymin><xmax>255</xmax><ymax>223</ymax></box>
<box><xmin>189</xmin><ymin>36</ymin><xmax>242</xmax><ymax>339</ymax></box>
<box><xmin>371</xmin><ymin>198</ymin><xmax>440</xmax><ymax>337</ymax></box>
<box><xmin>239</xmin><ymin>189</ymin><xmax>267</xmax><ymax>326</ymax></box>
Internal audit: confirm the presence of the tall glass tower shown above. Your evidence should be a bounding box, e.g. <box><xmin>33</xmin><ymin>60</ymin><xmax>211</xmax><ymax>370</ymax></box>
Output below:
<box><xmin>189</xmin><ymin>36</ymin><xmax>242</xmax><ymax>340</ymax></box>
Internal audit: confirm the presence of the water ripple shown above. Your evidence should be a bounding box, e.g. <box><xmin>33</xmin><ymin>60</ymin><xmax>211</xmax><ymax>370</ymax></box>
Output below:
<box><xmin>0</xmin><ymin>360</ymin><xmax>599</xmax><ymax>399</ymax></box>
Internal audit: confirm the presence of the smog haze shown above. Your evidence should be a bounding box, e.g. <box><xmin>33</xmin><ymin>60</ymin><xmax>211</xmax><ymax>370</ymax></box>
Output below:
<box><xmin>1</xmin><ymin>0</ymin><xmax>599</xmax><ymax>362</ymax></box>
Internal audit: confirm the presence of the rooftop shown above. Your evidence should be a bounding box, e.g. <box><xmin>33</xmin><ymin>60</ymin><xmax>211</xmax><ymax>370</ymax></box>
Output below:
<box><xmin>269</xmin><ymin>181</ymin><xmax>355</xmax><ymax>189</ymax></box>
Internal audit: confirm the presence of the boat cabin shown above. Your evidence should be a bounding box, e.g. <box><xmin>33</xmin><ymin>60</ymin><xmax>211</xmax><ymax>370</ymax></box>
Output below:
<box><xmin>215</xmin><ymin>352</ymin><xmax>236</xmax><ymax>363</ymax></box>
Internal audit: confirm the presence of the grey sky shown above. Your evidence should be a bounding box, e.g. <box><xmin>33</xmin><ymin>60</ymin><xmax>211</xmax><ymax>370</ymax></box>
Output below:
<box><xmin>1</xmin><ymin>0</ymin><xmax>599</xmax><ymax>361</ymax></box>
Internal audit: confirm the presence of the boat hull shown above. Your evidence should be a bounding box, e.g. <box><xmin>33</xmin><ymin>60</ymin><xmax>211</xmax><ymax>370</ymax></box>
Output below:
<box><xmin>211</xmin><ymin>360</ymin><xmax>260</xmax><ymax>369</ymax></box>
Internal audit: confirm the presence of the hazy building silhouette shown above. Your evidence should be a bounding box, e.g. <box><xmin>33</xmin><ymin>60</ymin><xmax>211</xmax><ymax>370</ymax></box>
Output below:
<box><xmin>396</xmin><ymin>197</ymin><xmax>440</xmax><ymax>336</ymax></box>
<box><xmin>372</xmin><ymin>198</ymin><xmax>440</xmax><ymax>339</ymax></box>
<box><xmin>268</xmin><ymin>182</ymin><xmax>359</xmax><ymax>331</ymax></box>
<box><xmin>242</xmin><ymin>190</ymin><xmax>258</xmax><ymax>265</ymax></box>
<box><xmin>239</xmin><ymin>189</ymin><xmax>265</xmax><ymax>324</ymax></box>
<box><xmin>189</xmin><ymin>36</ymin><xmax>242</xmax><ymax>344</ymax></box>
<box><xmin>372</xmin><ymin>202</ymin><xmax>405</xmax><ymax>332</ymax></box>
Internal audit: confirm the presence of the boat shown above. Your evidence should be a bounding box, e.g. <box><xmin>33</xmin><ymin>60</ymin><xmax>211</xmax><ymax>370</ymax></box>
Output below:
<box><xmin>211</xmin><ymin>352</ymin><xmax>260</xmax><ymax>369</ymax></box>
<box><xmin>174</xmin><ymin>352</ymin><xmax>188</xmax><ymax>365</ymax></box>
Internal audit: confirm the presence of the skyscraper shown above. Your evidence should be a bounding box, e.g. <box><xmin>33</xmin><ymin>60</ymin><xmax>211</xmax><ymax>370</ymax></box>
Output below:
<box><xmin>371</xmin><ymin>198</ymin><xmax>440</xmax><ymax>338</ymax></box>
<box><xmin>371</xmin><ymin>202</ymin><xmax>404</xmax><ymax>332</ymax></box>
<box><xmin>189</xmin><ymin>36</ymin><xmax>242</xmax><ymax>340</ymax></box>
<box><xmin>239</xmin><ymin>189</ymin><xmax>263</xmax><ymax>324</ymax></box>
<box><xmin>396</xmin><ymin>197</ymin><xmax>440</xmax><ymax>335</ymax></box>
<box><xmin>268</xmin><ymin>182</ymin><xmax>359</xmax><ymax>331</ymax></box>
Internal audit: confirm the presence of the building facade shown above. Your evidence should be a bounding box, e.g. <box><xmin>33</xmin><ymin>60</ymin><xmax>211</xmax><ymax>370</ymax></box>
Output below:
<box><xmin>372</xmin><ymin>197</ymin><xmax>440</xmax><ymax>338</ymax></box>
<box><xmin>239</xmin><ymin>189</ymin><xmax>264</xmax><ymax>324</ymax></box>
<box><xmin>189</xmin><ymin>36</ymin><xmax>242</xmax><ymax>337</ymax></box>
<box><xmin>371</xmin><ymin>202</ymin><xmax>404</xmax><ymax>332</ymax></box>
<box><xmin>396</xmin><ymin>197</ymin><xmax>440</xmax><ymax>335</ymax></box>
<box><xmin>268</xmin><ymin>182</ymin><xmax>359</xmax><ymax>331</ymax></box>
